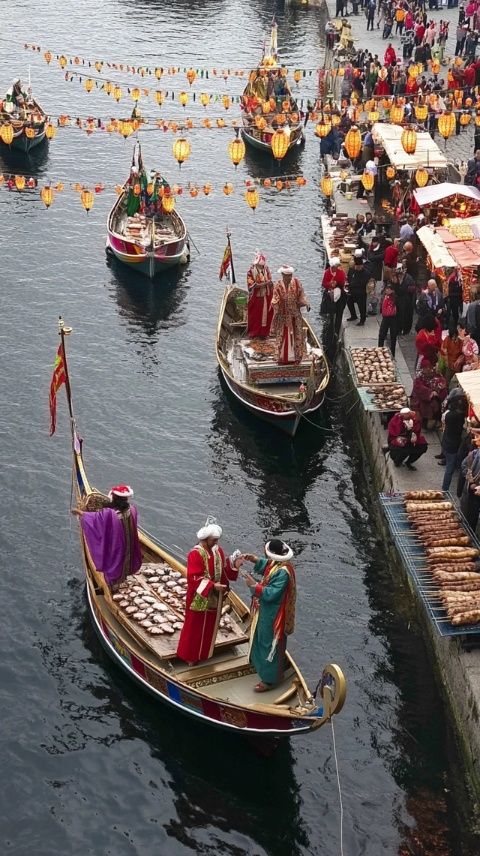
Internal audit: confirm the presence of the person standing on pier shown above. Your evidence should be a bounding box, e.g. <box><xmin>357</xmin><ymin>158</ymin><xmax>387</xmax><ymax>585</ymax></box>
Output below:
<box><xmin>346</xmin><ymin>250</ymin><xmax>370</xmax><ymax>326</ymax></box>
<box><xmin>322</xmin><ymin>258</ymin><xmax>347</xmax><ymax>338</ymax></box>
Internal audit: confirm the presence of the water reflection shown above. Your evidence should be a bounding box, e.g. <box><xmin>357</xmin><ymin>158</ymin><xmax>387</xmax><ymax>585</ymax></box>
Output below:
<box><xmin>0</xmin><ymin>138</ymin><xmax>50</xmax><ymax>177</ymax></box>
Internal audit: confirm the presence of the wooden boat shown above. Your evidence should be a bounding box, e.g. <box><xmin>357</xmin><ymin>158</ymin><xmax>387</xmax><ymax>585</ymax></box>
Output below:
<box><xmin>0</xmin><ymin>88</ymin><xmax>46</xmax><ymax>153</ymax></box>
<box><xmin>216</xmin><ymin>284</ymin><xmax>330</xmax><ymax>437</ymax></box>
<box><xmin>106</xmin><ymin>147</ymin><xmax>189</xmax><ymax>279</ymax></box>
<box><xmin>241</xmin><ymin>21</ymin><xmax>304</xmax><ymax>155</ymax></box>
<box><xmin>57</xmin><ymin>320</ymin><xmax>345</xmax><ymax>737</ymax></box>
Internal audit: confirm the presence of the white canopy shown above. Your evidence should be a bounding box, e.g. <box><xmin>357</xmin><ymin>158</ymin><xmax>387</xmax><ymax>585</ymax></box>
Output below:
<box><xmin>416</xmin><ymin>225</ymin><xmax>456</xmax><ymax>268</ymax></box>
<box><xmin>414</xmin><ymin>183</ymin><xmax>480</xmax><ymax>207</ymax></box>
<box><xmin>457</xmin><ymin>371</ymin><xmax>480</xmax><ymax>420</ymax></box>
<box><xmin>372</xmin><ymin>123</ymin><xmax>447</xmax><ymax>170</ymax></box>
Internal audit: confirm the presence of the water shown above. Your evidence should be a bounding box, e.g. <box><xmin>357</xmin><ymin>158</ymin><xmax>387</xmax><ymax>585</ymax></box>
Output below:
<box><xmin>0</xmin><ymin>1</ymin><xmax>478</xmax><ymax>853</ymax></box>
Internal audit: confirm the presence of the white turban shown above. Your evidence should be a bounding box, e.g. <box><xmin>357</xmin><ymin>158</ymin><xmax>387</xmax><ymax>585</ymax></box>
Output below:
<box><xmin>265</xmin><ymin>540</ymin><xmax>294</xmax><ymax>561</ymax></box>
<box><xmin>197</xmin><ymin>517</ymin><xmax>222</xmax><ymax>540</ymax></box>
<box><xmin>278</xmin><ymin>264</ymin><xmax>295</xmax><ymax>275</ymax></box>
<box><xmin>330</xmin><ymin>257</ymin><xmax>340</xmax><ymax>266</ymax></box>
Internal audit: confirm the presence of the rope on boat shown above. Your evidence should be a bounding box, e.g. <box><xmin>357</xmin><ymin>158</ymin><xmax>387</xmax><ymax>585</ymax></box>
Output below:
<box><xmin>296</xmin><ymin>408</ymin><xmax>335</xmax><ymax>432</ymax></box>
<box><xmin>331</xmin><ymin>717</ymin><xmax>345</xmax><ymax>856</ymax></box>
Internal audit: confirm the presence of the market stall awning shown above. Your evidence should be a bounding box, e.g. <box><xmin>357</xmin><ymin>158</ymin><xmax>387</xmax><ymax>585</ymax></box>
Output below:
<box><xmin>456</xmin><ymin>371</ymin><xmax>480</xmax><ymax>421</ymax></box>
<box><xmin>413</xmin><ymin>183</ymin><xmax>480</xmax><ymax>207</ymax></box>
<box><xmin>372</xmin><ymin>123</ymin><xmax>447</xmax><ymax>170</ymax></box>
<box><xmin>416</xmin><ymin>225</ymin><xmax>456</xmax><ymax>268</ymax></box>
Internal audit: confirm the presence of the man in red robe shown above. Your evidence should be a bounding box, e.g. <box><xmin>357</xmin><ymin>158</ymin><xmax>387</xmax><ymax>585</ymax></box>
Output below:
<box><xmin>177</xmin><ymin>519</ymin><xmax>244</xmax><ymax>664</ymax></box>
<box><xmin>271</xmin><ymin>264</ymin><xmax>310</xmax><ymax>365</ymax></box>
<box><xmin>247</xmin><ymin>250</ymin><xmax>273</xmax><ymax>338</ymax></box>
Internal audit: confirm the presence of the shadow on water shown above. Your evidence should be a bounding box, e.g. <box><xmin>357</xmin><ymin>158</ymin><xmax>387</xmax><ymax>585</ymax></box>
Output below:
<box><xmin>0</xmin><ymin>138</ymin><xmax>50</xmax><ymax>177</ymax></box>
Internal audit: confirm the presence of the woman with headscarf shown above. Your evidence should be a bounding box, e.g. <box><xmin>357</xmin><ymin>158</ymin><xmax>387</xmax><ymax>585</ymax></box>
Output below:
<box><xmin>271</xmin><ymin>265</ymin><xmax>310</xmax><ymax>364</ymax></box>
<box><xmin>246</xmin><ymin>250</ymin><xmax>273</xmax><ymax>339</ymax></box>
<box><xmin>176</xmin><ymin>518</ymin><xmax>244</xmax><ymax>665</ymax></box>
<box><xmin>242</xmin><ymin>539</ymin><xmax>296</xmax><ymax>692</ymax></box>
<box><xmin>410</xmin><ymin>360</ymin><xmax>448</xmax><ymax>426</ymax></box>
<box><xmin>72</xmin><ymin>485</ymin><xmax>142</xmax><ymax>591</ymax></box>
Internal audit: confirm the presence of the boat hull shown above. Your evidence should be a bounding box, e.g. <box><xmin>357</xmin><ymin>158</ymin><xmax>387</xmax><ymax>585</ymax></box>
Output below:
<box><xmin>220</xmin><ymin>367</ymin><xmax>325</xmax><ymax>437</ymax></box>
<box><xmin>107</xmin><ymin>233</ymin><xmax>188</xmax><ymax>278</ymax></box>
<box><xmin>241</xmin><ymin>125</ymin><xmax>304</xmax><ymax>154</ymax></box>
<box><xmin>86</xmin><ymin>582</ymin><xmax>320</xmax><ymax>736</ymax></box>
<box><xmin>10</xmin><ymin>127</ymin><xmax>46</xmax><ymax>152</ymax></box>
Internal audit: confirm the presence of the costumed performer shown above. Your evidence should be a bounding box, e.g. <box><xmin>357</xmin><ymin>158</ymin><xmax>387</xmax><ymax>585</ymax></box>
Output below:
<box><xmin>271</xmin><ymin>265</ymin><xmax>310</xmax><ymax>365</ymax></box>
<box><xmin>176</xmin><ymin>518</ymin><xmax>244</xmax><ymax>665</ymax></box>
<box><xmin>242</xmin><ymin>539</ymin><xmax>296</xmax><ymax>693</ymax></box>
<box><xmin>247</xmin><ymin>250</ymin><xmax>273</xmax><ymax>339</ymax></box>
<box><xmin>72</xmin><ymin>484</ymin><xmax>142</xmax><ymax>591</ymax></box>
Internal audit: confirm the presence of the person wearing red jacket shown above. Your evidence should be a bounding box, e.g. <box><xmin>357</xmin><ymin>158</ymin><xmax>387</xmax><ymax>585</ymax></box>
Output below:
<box><xmin>387</xmin><ymin>408</ymin><xmax>428</xmax><ymax>469</ymax></box>
<box><xmin>384</xmin><ymin>43</ymin><xmax>397</xmax><ymax>65</ymax></box>
<box><xmin>415</xmin><ymin>22</ymin><xmax>425</xmax><ymax>45</ymax></box>
<box><xmin>322</xmin><ymin>257</ymin><xmax>347</xmax><ymax>336</ymax></box>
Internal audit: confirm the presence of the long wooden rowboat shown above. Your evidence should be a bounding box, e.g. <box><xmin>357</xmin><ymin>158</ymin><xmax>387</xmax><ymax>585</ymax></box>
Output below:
<box><xmin>58</xmin><ymin>322</ymin><xmax>345</xmax><ymax>737</ymax></box>
<box><xmin>106</xmin><ymin>188</ymin><xmax>189</xmax><ymax>278</ymax></box>
<box><xmin>0</xmin><ymin>98</ymin><xmax>46</xmax><ymax>153</ymax></box>
<box><xmin>216</xmin><ymin>284</ymin><xmax>330</xmax><ymax>437</ymax></box>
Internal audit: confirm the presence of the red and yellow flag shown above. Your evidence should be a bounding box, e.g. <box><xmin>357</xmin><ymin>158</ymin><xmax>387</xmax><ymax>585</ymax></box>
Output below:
<box><xmin>219</xmin><ymin>242</ymin><xmax>232</xmax><ymax>281</ymax></box>
<box><xmin>49</xmin><ymin>344</ymin><xmax>66</xmax><ymax>435</ymax></box>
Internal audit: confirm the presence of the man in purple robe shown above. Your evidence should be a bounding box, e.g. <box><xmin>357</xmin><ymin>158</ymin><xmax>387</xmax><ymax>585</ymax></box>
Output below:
<box><xmin>72</xmin><ymin>484</ymin><xmax>142</xmax><ymax>589</ymax></box>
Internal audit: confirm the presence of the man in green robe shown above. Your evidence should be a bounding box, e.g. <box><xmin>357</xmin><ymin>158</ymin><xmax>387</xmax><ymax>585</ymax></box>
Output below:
<box><xmin>242</xmin><ymin>539</ymin><xmax>296</xmax><ymax>693</ymax></box>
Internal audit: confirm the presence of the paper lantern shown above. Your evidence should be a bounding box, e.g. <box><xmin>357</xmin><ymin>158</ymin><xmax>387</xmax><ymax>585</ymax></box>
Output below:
<box><xmin>296</xmin><ymin>176</ymin><xmax>307</xmax><ymax>186</ymax></box>
<box><xmin>216</xmin><ymin>118</ymin><xmax>225</xmax><ymax>128</ymax></box>
<box><xmin>390</xmin><ymin>105</ymin><xmax>404</xmax><ymax>124</ymax></box>
<box><xmin>262</xmin><ymin>101</ymin><xmax>271</xmax><ymax>115</ymax></box>
<box><xmin>438</xmin><ymin>111</ymin><xmax>456</xmax><ymax>140</ymax></box>
<box><xmin>294</xmin><ymin>69</ymin><xmax>302</xmax><ymax>83</ymax></box>
<box><xmin>276</xmin><ymin>179</ymin><xmax>283</xmax><ymax>191</ymax></box>
<box><xmin>155</xmin><ymin>90</ymin><xmax>165</xmax><ymax>106</ymax></box>
<box><xmin>59</xmin><ymin>55</ymin><xmax>67</xmax><ymax>69</ymax></box>
<box><xmin>44</xmin><ymin>51</ymin><xmax>52</xmax><ymax>64</ymax></box>
<box><xmin>118</xmin><ymin>121</ymin><xmax>133</xmax><ymax>139</ymax></box>
<box><xmin>320</xmin><ymin>174</ymin><xmax>333</xmax><ymax>197</ymax></box>
<box><xmin>344</xmin><ymin>126</ymin><xmax>361</xmax><ymax>160</ymax></box>
<box><xmin>95</xmin><ymin>61</ymin><xmax>103</xmax><ymax>72</ymax></box>
<box><xmin>223</xmin><ymin>182</ymin><xmax>234</xmax><ymax>196</ymax></box>
<box><xmin>40</xmin><ymin>185</ymin><xmax>53</xmax><ymax>208</ymax></box>
<box><xmin>386</xmin><ymin>165</ymin><xmax>396</xmax><ymax>179</ymax></box>
<box><xmin>84</xmin><ymin>79</ymin><xmax>94</xmax><ymax>93</ymax></box>
<box><xmin>245</xmin><ymin>187</ymin><xmax>259</xmax><ymax>211</ymax></box>
<box><xmin>415</xmin><ymin>168</ymin><xmax>428</xmax><ymax>187</ymax></box>
<box><xmin>331</xmin><ymin>114</ymin><xmax>341</xmax><ymax>127</ymax></box>
<box><xmin>361</xmin><ymin>171</ymin><xmax>374</xmax><ymax>191</ymax></box>
<box><xmin>15</xmin><ymin>175</ymin><xmax>26</xmax><ymax>191</ymax></box>
<box><xmin>186</xmin><ymin>68</ymin><xmax>196</xmax><ymax>86</ymax></box>
<box><xmin>55</xmin><ymin>182</ymin><xmax>64</xmax><ymax>191</ymax></box>
<box><xmin>173</xmin><ymin>136</ymin><xmax>191</xmax><ymax>166</ymax></box>
<box><xmin>263</xmin><ymin>178</ymin><xmax>272</xmax><ymax>188</ymax></box>
<box><xmin>255</xmin><ymin>115</ymin><xmax>267</xmax><ymax>131</ymax></box>
<box><xmin>80</xmin><ymin>188</ymin><xmax>94</xmax><ymax>212</ymax></box>
<box><xmin>130</xmin><ymin>87</ymin><xmax>141</xmax><ymax>102</ymax></box>
<box><xmin>178</xmin><ymin>91</ymin><xmax>189</xmax><ymax>107</ymax></box>
<box><xmin>382</xmin><ymin>98</ymin><xmax>393</xmax><ymax>110</ymax></box>
<box><xmin>189</xmin><ymin>185</ymin><xmax>198</xmax><ymax>197</ymax></box>
<box><xmin>113</xmin><ymin>86</ymin><xmax>122</xmax><ymax>102</ymax></box>
<box><xmin>222</xmin><ymin>95</ymin><xmax>231</xmax><ymax>110</ymax></box>
<box><xmin>203</xmin><ymin>183</ymin><xmax>212</xmax><ymax>195</ymax></box>
<box><xmin>1</xmin><ymin>123</ymin><xmax>14</xmax><ymax>145</ymax></box>
<box><xmin>45</xmin><ymin>123</ymin><xmax>56</xmax><ymax>140</ymax></box>
<box><xmin>155</xmin><ymin>67</ymin><xmax>163</xmax><ymax>79</ymax></box>
<box><xmin>162</xmin><ymin>191</ymin><xmax>175</xmax><ymax>212</ymax></box>
<box><xmin>271</xmin><ymin>129</ymin><xmax>290</xmax><ymax>161</ymax></box>
<box><xmin>228</xmin><ymin>134</ymin><xmax>246</xmax><ymax>166</ymax></box>
<box><xmin>415</xmin><ymin>104</ymin><xmax>428</xmax><ymax>122</ymax></box>
<box><xmin>315</xmin><ymin>118</ymin><xmax>331</xmax><ymax>138</ymax></box>
<box><xmin>368</xmin><ymin>110</ymin><xmax>380</xmax><ymax>123</ymax></box>
<box><xmin>25</xmin><ymin>127</ymin><xmax>35</xmax><ymax>139</ymax></box>
<box><xmin>401</xmin><ymin>127</ymin><xmax>417</xmax><ymax>154</ymax></box>
<box><xmin>460</xmin><ymin>112</ymin><xmax>472</xmax><ymax>126</ymax></box>
<box><xmin>200</xmin><ymin>93</ymin><xmax>210</xmax><ymax>108</ymax></box>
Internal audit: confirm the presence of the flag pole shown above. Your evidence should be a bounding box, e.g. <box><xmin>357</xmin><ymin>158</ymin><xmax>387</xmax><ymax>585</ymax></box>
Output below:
<box><xmin>227</xmin><ymin>229</ymin><xmax>236</xmax><ymax>284</ymax></box>
<box><xmin>58</xmin><ymin>315</ymin><xmax>74</xmax><ymax>421</ymax></box>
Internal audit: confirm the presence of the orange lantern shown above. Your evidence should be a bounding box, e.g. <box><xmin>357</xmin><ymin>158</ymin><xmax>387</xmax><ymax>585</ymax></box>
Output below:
<box><xmin>131</xmin><ymin>87</ymin><xmax>141</xmax><ymax>101</ymax></box>
<box><xmin>203</xmin><ymin>183</ymin><xmax>212</xmax><ymax>195</ymax></box>
<box><xmin>95</xmin><ymin>61</ymin><xmax>103</xmax><ymax>73</ymax></box>
<box><xmin>401</xmin><ymin>126</ymin><xmax>417</xmax><ymax>154</ymax></box>
<box><xmin>282</xmin><ymin>99</ymin><xmax>290</xmax><ymax>113</ymax></box>
<box><xmin>331</xmin><ymin>114</ymin><xmax>341</xmax><ymax>127</ymax></box>
<box><xmin>186</xmin><ymin>68</ymin><xmax>196</xmax><ymax>86</ymax></box>
<box><xmin>390</xmin><ymin>105</ymin><xmax>404</xmax><ymax>124</ymax></box>
<box><xmin>173</xmin><ymin>136</ymin><xmax>191</xmax><ymax>166</ymax></box>
<box><xmin>438</xmin><ymin>111</ymin><xmax>456</xmax><ymax>140</ymax></box>
<box><xmin>1</xmin><ymin>123</ymin><xmax>14</xmax><ymax>145</ymax></box>
<box><xmin>155</xmin><ymin>67</ymin><xmax>163</xmax><ymax>79</ymax></box>
<box><xmin>344</xmin><ymin>126</ymin><xmax>361</xmax><ymax>160</ymax></box>
<box><xmin>55</xmin><ymin>182</ymin><xmax>64</xmax><ymax>192</ymax></box>
<box><xmin>59</xmin><ymin>55</ymin><xmax>67</xmax><ymax>69</ymax></box>
<box><xmin>275</xmin><ymin>179</ymin><xmax>283</xmax><ymax>191</ymax></box>
<box><xmin>80</xmin><ymin>188</ymin><xmax>94</xmax><ymax>212</ymax></box>
<box><xmin>200</xmin><ymin>92</ymin><xmax>210</xmax><ymax>108</ymax></box>
<box><xmin>113</xmin><ymin>86</ymin><xmax>122</xmax><ymax>102</ymax></box>
<box><xmin>296</xmin><ymin>176</ymin><xmax>307</xmax><ymax>186</ymax></box>
<box><xmin>415</xmin><ymin>104</ymin><xmax>428</xmax><ymax>121</ymax></box>
<box><xmin>84</xmin><ymin>79</ymin><xmax>94</xmax><ymax>93</ymax></box>
<box><xmin>386</xmin><ymin>165</ymin><xmax>396</xmax><ymax>180</ymax></box>
<box><xmin>40</xmin><ymin>185</ymin><xmax>53</xmax><ymax>208</ymax></box>
<box><xmin>315</xmin><ymin>117</ymin><xmax>332</xmax><ymax>138</ymax></box>
<box><xmin>262</xmin><ymin>101</ymin><xmax>271</xmax><ymax>115</ymax></box>
<box><xmin>45</xmin><ymin>123</ymin><xmax>56</xmax><ymax>140</ymax></box>
<box><xmin>25</xmin><ymin>127</ymin><xmax>35</xmax><ymax>139</ymax></box>
<box><xmin>415</xmin><ymin>168</ymin><xmax>429</xmax><ymax>187</ymax></box>
<box><xmin>216</xmin><ymin>118</ymin><xmax>225</xmax><ymax>128</ymax></box>
<box><xmin>320</xmin><ymin>174</ymin><xmax>333</xmax><ymax>197</ymax></box>
<box><xmin>178</xmin><ymin>91</ymin><xmax>189</xmax><ymax>107</ymax></box>
<box><xmin>15</xmin><ymin>175</ymin><xmax>26</xmax><ymax>191</ymax></box>
<box><xmin>162</xmin><ymin>191</ymin><xmax>175</xmax><ymax>213</ymax></box>
<box><xmin>245</xmin><ymin>187</ymin><xmax>259</xmax><ymax>211</ymax></box>
<box><xmin>255</xmin><ymin>115</ymin><xmax>267</xmax><ymax>131</ymax></box>
<box><xmin>44</xmin><ymin>50</ymin><xmax>52</xmax><ymax>64</ymax></box>
<box><xmin>228</xmin><ymin>134</ymin><xmax>246</xmax><ymax>167</ymax></box>
<box><xmin>223</xmin><ymin>182</ymin><xmax>234</xmax><ymax>195</ymax></box>
<box><xmin>222</xmin><ymin>95</ymin><xmax>232</xmax><ymax>110</ymax></box>
<box><xmin>294</xmin><ymin>69</ymin><xmax>302</xmax><ymax>84</ymax></box>
<box><xmin>361</xmin><ymin>171</ymin><xmax>374</xmax><ymax>191</ymax></box>
<box><xmin>263</xmin><ymin>178</ymin><xmax>272</xmax><ymax>188</ymax></box>
<box><xmin>271</xmin><ymin>129</ymin><xmax>290</xmax><ymax>161</ymax></box>
<box><xmin>460</xmin><ymin>112</ymin><xmax>472</xmax><ymax>126</ymax></box>
<box><xmin>189</xmin><ymin>185</ymin><xmax>199</xmax><ymax>197</ymax></box>
<box><xmin>382</xmin><ymin>98</ymin><xmax>393</xmax><ymax>110</ymax></box>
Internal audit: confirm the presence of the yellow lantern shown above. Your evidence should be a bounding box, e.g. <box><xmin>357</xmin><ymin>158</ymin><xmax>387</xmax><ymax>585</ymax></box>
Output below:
<box><xmin>438</xmin><ymin>111</ymin><xmax>456</xmax><ymax>140</ymax></box>
<box><xmin>44</xmin><ymin>51</ymin><xmax>52</xmax><ymax>64</ymax></box>
<box><xmin>294</xmin><ymin>69</ymin><xmax>302</xmax><ymax>84</ymax></box>
<box><xmin>113</xmin><ymin>86</ymin><xmax>122</xmax><ymax>102</ymax></box>
<box><xmin>245</xmin><ymin>187</ymin><xmax>259</xmax><ymax>211</ymax></box>
<box><xmin>178</xmin><ymin>91</ymin><xmax>189</xmax><ymax>107</ymax></box>
<box><xmin>119</xmin><ymin>120</ymin><xmax>133</xmax><ymax>139</ymax></box>
<box><xmin>228</xmin><ymin>134</ymin><xmax>246</xmax><ymax>166</ymax></box>
<box><xmin>340</xmin><ymin>168</ymin><xmax>349</xmax><ymax>181</ymax></box>
<box><xmin>222</xmin><ymin>95</ymin><xmax>231</xmax><ymax>110</ymax></box>
<box><xmin>95</xmin><ymin>61</ymin><xmax>103</xmax><ymax>73</ymax></box>
<box><xmin>45</xmin><ymin>123</ymin><xmax>56</xmax><ymax>140</ymax></box>
<box><xmin>475</xmin><ymin>113</ymin><xmax>480</xmax><ymax>127</ymax></box>
<box><xmin>431</xmin><ymin>59</ymin><xmax>440</xmax><ymax>75</ymax></box>
<box><xmin>15</xmin><ymin>175</ymin><xmax>26</xmax><ymax>191</ymax></box>
<box><xmin>361</xmin><ymin>171</ymin><xmax>374</xmax><ymax>191</ymax></box>
<box><xmin>80</xmin><ymin>188</ymin><xmax>94</xmax><ymax>212</ymax></box>
<box><xmin>390</xmin><ymin>105</ymin><xmax>404</xmax><ymax>124</ymax></box>
<box><xmin>460</xmin><ymin>112</ymin><xmax>472</xmax><ymax>126</ymax></box>
<box><xmin>25</xmin><ymin>127</ymin><xmax>35</xmax><ymax>139</ymax></box>
<box><xmin>344</xmin><ymin>126</ymin><xmax>361</xmax><ymax>160</ymax></box>
<box><xmin>200</xmin><ymin>92</ymin><xmax>210</xmax><ymax>108</ymax></box>
<box><xmin>262</xmin><ymin>100</ymin><xmax>271</xmax><ymax>115</ymax></box>
<box><xmin>1</xmin><ymin>123</ymin><xmax>14</xmax><ymax>145</ymax></box>
<box><xmin>155</xmin><ymin>90</ymin><xmax>165</xmax><ymax>106</ymax></box>
<box><xmin>320</xmin><ymin>173</ymin><xmax>333</xmax><ymax>197</ymax></box>
<box><xmin>368</xmin><ymin>110</ymin><xmax>380</xmax><ymax>123</ymax></box>
<box><xmin>315</xmin><ymin>118</ymin><xmax>332</xmax><ymax>138</ymax></box>
<box><xmin>84</xmin><ymin>78</ymin><xmax>94</xmax><ymax>93</ymax></box>
<box><xmin>104</xmin><ymin>81</ymin><xmax>113</xmax><ymax>96</ymax></box>
<box><xmin>55</xmin><ymin>182</ymin><xmax>64</xmax><ymax>192</ymax></box>
<box><xmin>186</xmin><ymin>68</ymin><xmax>196</xmax><ymax>86</ymax></box>
<box><xmin>401</xmin><ymin>127</ymin><xmax>417</xmax><ymax>154</ymax></box>
<box><xmin>216</xmin><ymin>118</ymin><xmax>225</xmax><ymax>128</ymax></box>
<box><xmin>59</xmin><ymin>55</ymin><xmax>67</xmax><ymax>69</ymax></box>
<box><xmin>415</xmin><ymin>168</ymin><xmax>429</xmax><ymax>187</ymax></box>
<box><xmin>155</xmin><ymin>67</ymin><xmax>163</xmax><ymax>80</ymax></box>
<box><xmin>415</xmin><ymin>104</ymin><xmax>428</xmax><ymax>121</ymax></box>
<box><xmin>386</xmin><ymin>165</ymin><xmax>396</xmax><ymax>179</ymax></box>
<box><xmin>271</xmin><ymin>129</ymin><xmax>290</xmax><ymax>161</ymax></box>
<box><xmin>162</xmin><ymin>191</ymin><xmax>175</xmax><ymax>213</ymax></box>
<box><xmin>131</xmin><ymin>87</ymin><xmax>141</xmax><ymax>101</ymax></box>
<box><xmin>172</xmin><ymin>136</ymin><xmax>191</xmax><ymax>166</ymax></box>
<box><xmin>203</xmin><ymin>182</ymin><xmax>212</xmax><ymax>195</ymax></box>
<box><xmin>223</xmin><ymin>182</ymin><xmax>234</xmax><ymax>195</ymax></box>
<box><xmin>40</xmin><ymin>185</ymin><xmax>53</xmax><ymax>208</ymax></box>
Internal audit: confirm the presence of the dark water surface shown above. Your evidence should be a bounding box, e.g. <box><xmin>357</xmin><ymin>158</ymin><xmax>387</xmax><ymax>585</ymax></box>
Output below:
<box><xmin>1</xmin><ymin>1</ymin><xmax>478</xmax><ymax>854</ymax></box>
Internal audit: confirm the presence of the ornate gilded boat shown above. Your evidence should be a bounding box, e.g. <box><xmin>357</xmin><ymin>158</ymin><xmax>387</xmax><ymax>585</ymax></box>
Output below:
<box><xmin>241</xmin><ymin>22</ymin><xmax>304</xmax><ymax>155</ymax></box>
<box><xmin>0</xmin><ymin>97</ymin><xmax>46</xmax><ymax>153</ymax></box>
<box><xmin>216</xmin><ymin>285</ymin><xmax>330</xmax><ymax>436</ymax></box>
<box><xmin>59</xmin><ymin>322</ymin><xmax>345</xmax><ymax>737</ymax></box>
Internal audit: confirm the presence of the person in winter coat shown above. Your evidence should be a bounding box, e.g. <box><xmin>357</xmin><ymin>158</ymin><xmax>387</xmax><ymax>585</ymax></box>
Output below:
<box><xmin>440</xmin><ymin>395</ymin><xmax>468</xmax><ymax>491</ymax></box>
<box><xmin>378</xmin><ymin>284</ymin><xmax>398</xmax><ymax>355</ymax></box>
<box><xmin>445</xmin><ymin>270</ymin><xmax>464</xmax><ymax>326</ymax></box>
<box><xmin>387</xmin><ymin>408</ymin><xmax>428</xmax><ymax>469</ymax></box>
<box><xmin>346</xmin><ymin>251</ymin><xmax>370</xmax><ymax>325</ymax></box>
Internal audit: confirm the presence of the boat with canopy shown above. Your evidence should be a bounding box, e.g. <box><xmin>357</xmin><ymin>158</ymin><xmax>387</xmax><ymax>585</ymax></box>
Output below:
<box><xmin>0</xmin><ymin>77</ymin><xmax>46</xmax><ymax>153</ymax></box>
<box><xmin>106</xmin><ymin>143</ymin><xmax>189</xmax><ymax>278</ymax></box>
<box><xmin>240</xmin><ymin>20</ymin><xmax>304</xmax><ymax>155</ymax></box>
<box><xmin>56</xmin><ymin>318</ymin><xmax>345</xmax><ymax>736</ymax></box>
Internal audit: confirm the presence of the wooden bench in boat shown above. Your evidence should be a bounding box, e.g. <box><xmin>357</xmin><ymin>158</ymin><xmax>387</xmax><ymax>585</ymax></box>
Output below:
<box><xmin>239</xmin><ymin>338</ymin><xmax>313</xmax><ymax>385</ymax></box>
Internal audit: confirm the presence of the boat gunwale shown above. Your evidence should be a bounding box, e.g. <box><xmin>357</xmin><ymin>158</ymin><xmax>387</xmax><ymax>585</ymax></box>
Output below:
<box><xmin>107</xmin><ymin>188</ymin><xmax>188</xmax><ymax>254</ymax></box>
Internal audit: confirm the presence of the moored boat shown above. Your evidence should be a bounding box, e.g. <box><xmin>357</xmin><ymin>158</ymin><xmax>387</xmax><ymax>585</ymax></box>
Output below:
<box><xmin>0</xmin><ymin>78</ymin><xmax>47</xmax><ymax>153</ymax></box>
<box><xmin>106</xmin><ymin>145</ymin><xmax>189</xmax><ymax>278</ymax></box>
<box><xmin>56</xmin><ymin>320</ymin><xmax>345</xmax><ymax>737</ymax></box>
<box><xmin>241</xmin><ymin>21</ymin><xmax>304</xmax><ymax>155</ymax></box>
